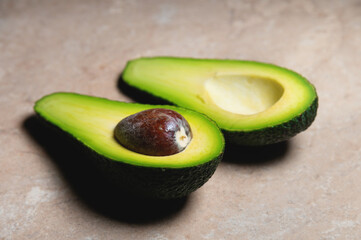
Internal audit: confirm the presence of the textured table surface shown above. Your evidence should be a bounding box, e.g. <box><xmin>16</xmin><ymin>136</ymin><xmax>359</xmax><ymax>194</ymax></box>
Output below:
<box><xmin>1</xmin><ymin>0</ymin><xmax>361</xmax><ymax>239</ymax></box>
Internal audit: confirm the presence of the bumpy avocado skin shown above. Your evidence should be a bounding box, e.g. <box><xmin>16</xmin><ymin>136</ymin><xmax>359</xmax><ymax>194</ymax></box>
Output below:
<box><xmin>224</xmin><ymin>97</ymin><xmax>318</xmax><ymax>145</ymax></box>
<box><xmin>93</xmin><ymin>151</ymin><xmax>222</xmax><ymax>199</ymax></box>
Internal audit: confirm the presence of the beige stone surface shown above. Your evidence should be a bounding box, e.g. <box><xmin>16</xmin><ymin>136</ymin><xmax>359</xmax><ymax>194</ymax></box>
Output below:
<box><xmin>1</xmin><ymin>0</ymin><xmax>361</xmax><ymax>239</ymax></box>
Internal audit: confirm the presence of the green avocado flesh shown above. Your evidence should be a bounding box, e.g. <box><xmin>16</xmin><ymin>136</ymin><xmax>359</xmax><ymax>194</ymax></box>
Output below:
<box><xmin>34</xmin><ymin>92</ymin><xmax>224</xmax><ymax>199</ymax></box>
<box><xmin>122</xmin><ymin>57</ymin><xmax>318</xmax><ymax>145</ymax></box>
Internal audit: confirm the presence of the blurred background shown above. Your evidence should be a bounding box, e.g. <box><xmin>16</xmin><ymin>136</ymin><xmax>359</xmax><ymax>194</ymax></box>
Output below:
<box><xmin>1</xmin><ymin>0</ymin><xmax>361</xmax><ymax>239</ymax></box>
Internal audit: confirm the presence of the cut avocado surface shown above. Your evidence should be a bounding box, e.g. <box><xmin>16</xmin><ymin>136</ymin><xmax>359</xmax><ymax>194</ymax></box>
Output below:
<box><xmin>34</xmin><ymin>92</ymin><xmax>224</xmax><ymax>199</ymax></box>
<box><xmin>122</xmin><ymin>57</ymin><xmax>318</xmax><ymax>145</ymax></box>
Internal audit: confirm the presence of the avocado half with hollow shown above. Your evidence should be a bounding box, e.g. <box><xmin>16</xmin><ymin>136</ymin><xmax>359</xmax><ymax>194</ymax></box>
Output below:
<box><xmin>34</xmin><ymin>92</ymin><xmax>224</xmax><ymax>199</ymax></box>
<box><xmin>122</xmin><ymin>57</ymin><xmax>318</xmax><ymax>145</ymax></box>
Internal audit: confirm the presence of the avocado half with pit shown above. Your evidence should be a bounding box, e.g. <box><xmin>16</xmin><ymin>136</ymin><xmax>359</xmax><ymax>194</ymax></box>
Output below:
<box><xmin>34</xmin><ymin>92</ymin><xmax>224</xmax><ymax>199</ymax></box>
<box><xmin>122</xmin><ymin>57</ymin><xmax>318</xmax><ymax>145</ymax></box>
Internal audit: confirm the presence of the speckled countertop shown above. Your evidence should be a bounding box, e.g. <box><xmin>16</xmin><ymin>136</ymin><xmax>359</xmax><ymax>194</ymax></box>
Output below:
<box><xmin>1</xmin><ymin>0</ymin><xmax>361</xmax><ymax>239</ymax></box>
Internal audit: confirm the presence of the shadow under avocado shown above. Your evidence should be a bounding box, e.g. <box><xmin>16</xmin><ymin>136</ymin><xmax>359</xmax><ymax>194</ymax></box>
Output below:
<box><xmin>22</xmin><ymin>115</ymin><xmax>188</xmax><ymax>224</ymax></box>
<box><xmin>117</xmin><ymin>72</ymin><xmax>172</xmax><ymax>105</ymax></box>
<box><xmin>222</xmin><ymin>140</ymin><xmax>290</xmax><ymax>166</ymax></box>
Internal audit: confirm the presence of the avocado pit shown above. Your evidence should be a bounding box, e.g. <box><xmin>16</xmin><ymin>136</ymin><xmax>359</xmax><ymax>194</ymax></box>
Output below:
<box><xmin>114</xmin><ymin>108</ymin><xmax>192</xmax><ymax>156</ymax></box>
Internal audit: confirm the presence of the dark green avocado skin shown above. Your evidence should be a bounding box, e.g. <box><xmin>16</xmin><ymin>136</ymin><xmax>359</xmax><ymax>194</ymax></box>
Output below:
<box><xmin>94</xmin><ymin>152</ymin><xmax>222</xmax><ymax>199</ymax></box>
<box><xmin>224</xmin><ymin>97</ymin><xmax>318</xmax><ymax>145</ymax></box>
<box><xmin>35</xmin><ymin>114</ymin><xmax>223</xmax><ymax>200</ymax></box>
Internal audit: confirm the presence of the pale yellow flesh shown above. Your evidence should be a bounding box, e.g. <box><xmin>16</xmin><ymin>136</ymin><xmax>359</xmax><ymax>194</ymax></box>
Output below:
<box><xmin>204</xmin><ymin>75</ymin><xmax>284</xmax><ymax>115</ymax></box>
<box><xmin>34</xmin><ymin>93</ymin><xmax>224</xmax><ymax>168</ymax></box>
<box><xmin>123</xmin><ymin>58</ymin><xmax>317</xmax><ymax>131</ymax></box>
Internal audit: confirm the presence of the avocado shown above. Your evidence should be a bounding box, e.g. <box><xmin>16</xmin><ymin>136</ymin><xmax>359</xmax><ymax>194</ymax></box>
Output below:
<box><xmin>34</xmin><ymin>92</ymin><xmax>224</xmax><ymax>199</ymax></box>
<box><xmin>122</xmin><ymin>57</ymin><xmax>318</xmax><ymax>145</ymax></box>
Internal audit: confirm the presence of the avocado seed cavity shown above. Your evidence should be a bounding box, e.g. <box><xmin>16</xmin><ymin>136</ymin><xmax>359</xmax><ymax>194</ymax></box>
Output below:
<box><xmin>114</xmin><ymin>108</ymin><xmax>192</xmax><ymax>156</ymax></box>
<box><xmin>205</xmin><ymin>75</ymin><xmax>284</xmax><ymax>115</ymax></box>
